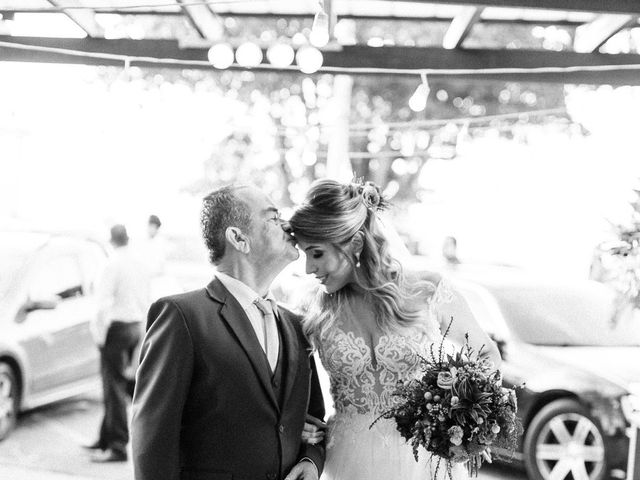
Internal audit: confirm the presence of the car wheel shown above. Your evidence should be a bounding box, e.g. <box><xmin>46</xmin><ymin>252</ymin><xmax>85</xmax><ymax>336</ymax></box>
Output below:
<box><xmin>0</xmin><ymin>362</ymin><xmax>19</xmax><ymax>441</ymax></box>
<box><xmin>524</xmin><ymin>398</ymin><xmax>607</xmax><ymax>480</ymax></box>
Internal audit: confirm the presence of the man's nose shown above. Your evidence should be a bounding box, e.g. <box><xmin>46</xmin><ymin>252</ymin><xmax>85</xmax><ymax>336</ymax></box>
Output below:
<box><xmin>281</xmin><ymin>221</ymin><xmax>292</xmax><ymax>233</ymax></box>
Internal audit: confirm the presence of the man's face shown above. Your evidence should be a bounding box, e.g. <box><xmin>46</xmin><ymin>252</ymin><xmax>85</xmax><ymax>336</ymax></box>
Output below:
<box><xmin>147</xmin><ymin>224</ymin><xmax>159</xmax><ymax>239</ymax></box>
<box><xmin>236</xmin><ymin>187</ymin><xmax>299</xmax><ymax>267</ymax></box>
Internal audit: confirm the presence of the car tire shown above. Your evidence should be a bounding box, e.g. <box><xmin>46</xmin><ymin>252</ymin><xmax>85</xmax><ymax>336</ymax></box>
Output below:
<box><xmin>0</xmin><ymin>362</ymin><xmax>19</xmax><ymax>441</ymax></box>
<box><xmin>524</xmin><ymin>398</ymin><xmax>608</xmax><ymax>480</ymax></box>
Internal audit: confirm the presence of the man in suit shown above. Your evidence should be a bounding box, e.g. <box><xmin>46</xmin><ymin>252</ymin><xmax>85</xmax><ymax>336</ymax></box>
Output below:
<box><xmin>131</xmin><ymin>185</ymin><xmax>325</xmax><ymax>480</ymax></box>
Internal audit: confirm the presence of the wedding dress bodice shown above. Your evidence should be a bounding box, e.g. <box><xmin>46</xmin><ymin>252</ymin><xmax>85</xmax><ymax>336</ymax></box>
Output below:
<box><xmin>316</xmin><ymin>279</ymin><xmax>469</xmax><ymax>480</ymax></box>
<box><xmin>316</xmin><ymin>279</ymin><xmax>453</xmax><ymax>417</ymax></box>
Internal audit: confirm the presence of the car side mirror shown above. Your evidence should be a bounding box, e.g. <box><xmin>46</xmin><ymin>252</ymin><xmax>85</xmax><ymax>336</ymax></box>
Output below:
<box><xmin>16</xmin><ymin>298</ymin><xmax>58</xmax><ymax>323</ymax></box>
<box><xmin>29</xmin><ymin>299</ymin><xmax>58</xmax><ymax>311</ymax></box>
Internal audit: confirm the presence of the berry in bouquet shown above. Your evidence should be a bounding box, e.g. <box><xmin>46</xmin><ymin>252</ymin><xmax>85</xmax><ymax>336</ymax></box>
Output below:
<box><xmin>371</xmin><ymin>318</ymin><xmax>522</xmax><ymax>479</ymax></box>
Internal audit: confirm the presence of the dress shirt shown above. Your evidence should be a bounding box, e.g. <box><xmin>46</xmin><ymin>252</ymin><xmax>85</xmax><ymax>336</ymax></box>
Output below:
<box><xmin>97</xmin><ymin>246</ymin><xmax>152</xmax><ymax>323</ymax></box>
<box><xmin>215</xmin><ymin>272</ymin><xmax>280</xmax><ymax>364</ymax></box>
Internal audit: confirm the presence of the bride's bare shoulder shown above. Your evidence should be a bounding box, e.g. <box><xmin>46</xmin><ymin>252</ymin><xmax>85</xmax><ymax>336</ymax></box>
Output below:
<box><xmin>416</xmin><ymin>269</ymin><xmax>443</xmax><ymax>286</ymax></box>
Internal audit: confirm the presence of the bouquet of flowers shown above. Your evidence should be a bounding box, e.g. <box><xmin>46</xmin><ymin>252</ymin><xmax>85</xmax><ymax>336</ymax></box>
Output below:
<box><xmin>372</xmin><ymin>319</ymin><xmax>522</xmax><ymax>479</ymax></box>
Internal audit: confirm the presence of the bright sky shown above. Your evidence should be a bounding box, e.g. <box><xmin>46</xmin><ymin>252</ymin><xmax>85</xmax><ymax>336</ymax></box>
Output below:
<box><xmin>1</xmin><ymin>61</ymin><xmax>639</xmax><ymax>277</ymax></box>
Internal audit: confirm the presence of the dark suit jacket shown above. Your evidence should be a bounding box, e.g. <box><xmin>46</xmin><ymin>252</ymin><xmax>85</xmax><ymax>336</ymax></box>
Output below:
<box><xmin>131</xmin><ymin>278</ymin><xmax>325</xmax><ymax>480</ymax></box>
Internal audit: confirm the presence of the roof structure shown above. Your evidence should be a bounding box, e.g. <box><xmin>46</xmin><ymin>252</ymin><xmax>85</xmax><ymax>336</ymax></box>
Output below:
<box><xmin>1</xmin><ymin>0</ymin><xmax>640</xmax><ymax>84</ymax></box>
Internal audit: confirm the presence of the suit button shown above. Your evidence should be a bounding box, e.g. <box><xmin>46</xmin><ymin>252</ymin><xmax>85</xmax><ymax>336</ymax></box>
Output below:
<box><xmin>272</xmin><ymin>378</ymin><xmax>279</xmax><ymax>388</ymax></box>
<box><xmin>266</xmin><ymin>474</ymin><xmax>277</xmax><ymax>480</ymax></box>
<box><xmin>279</xmin><ymin>425</ymin><xmax>285</xmax><ymax>433</ymax></box>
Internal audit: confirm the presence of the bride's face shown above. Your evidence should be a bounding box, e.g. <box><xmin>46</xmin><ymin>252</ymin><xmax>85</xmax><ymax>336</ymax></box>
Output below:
<box><xmin>297</xmin><ymin>240</ymin><xmax>354</xmax><ymax>294</ymax></box>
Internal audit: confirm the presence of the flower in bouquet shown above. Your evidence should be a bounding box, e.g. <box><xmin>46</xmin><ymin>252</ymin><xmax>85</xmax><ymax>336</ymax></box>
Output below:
<box><xmin>371</xmin><ymin>318</ymin><xmax>523</xmax><ymax>479</ymax></box>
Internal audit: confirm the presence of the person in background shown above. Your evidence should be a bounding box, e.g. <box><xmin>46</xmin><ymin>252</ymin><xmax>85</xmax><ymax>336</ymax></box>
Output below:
<box><xmin>145</xmin><ymin>214</ymin><xmax>168</xmax><ymax>277</ymax></box>
<box><xmin>143</xmin><ymin>213</ymin><xmax>182</xmax><ymax>300</ymax></box>
<box><xmin>85</xmin><ymin>224</ymin><xmax>151</xmax><ymax>463</ymax></box>
<box><xmin>442</xmin><ymin>235</ymin><xmax>461</xmax><ymax>266</ymax></box>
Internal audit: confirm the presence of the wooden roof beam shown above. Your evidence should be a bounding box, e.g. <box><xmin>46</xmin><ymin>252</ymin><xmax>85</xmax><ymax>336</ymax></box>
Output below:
<box><xmin>406</xmin><ymin>0</ymin><xmax>640</xmax><ymax>15</ymax></box>
<box><xmin>175</xmin><ymin>0</ymin><xmax>223</xmax><ymax>40</ymax></box>
<box><xmin>3</xmin><ymin>36</ymin><xmax>640</xmax><ymax>85</ymax></box>
<box><xmin>443</xmin><ymin>6</ymin><xmax>483</xmax><ymax>49</ymax></box>
<box><xmin>574</xmin><ymin>14</ymin><xmax>637</xmax><ymax>53</ymax></box>
<box><xmin>46</xmin><ymin>0</ymin><xmax>103</xmax><ymax>38</ymax></box>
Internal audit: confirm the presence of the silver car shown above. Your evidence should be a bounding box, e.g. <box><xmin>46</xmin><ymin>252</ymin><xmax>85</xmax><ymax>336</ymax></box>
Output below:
<box><xmin>0</xmin><ymin>231</ymin><xmax>107</xmax><ymax>440</ymax></box>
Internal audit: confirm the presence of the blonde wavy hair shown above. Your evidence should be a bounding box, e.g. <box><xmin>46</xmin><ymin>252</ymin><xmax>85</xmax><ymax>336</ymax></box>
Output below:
<box><xmin>289</xmin><ymin>179</ymin><xmax>434</xmax><ymax>343</ymax></box>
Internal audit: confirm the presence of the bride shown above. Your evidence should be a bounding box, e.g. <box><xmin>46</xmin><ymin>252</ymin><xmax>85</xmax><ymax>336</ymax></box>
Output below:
<box><xmin>288</xmin><ymin>179</ymin><xmax>501</xmax><ymax>480</ymax></box>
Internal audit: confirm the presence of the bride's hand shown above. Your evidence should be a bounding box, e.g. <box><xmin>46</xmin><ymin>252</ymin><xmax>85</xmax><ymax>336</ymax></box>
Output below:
<box><xmin>301</xmin><ymin>414</ymin><xmax>326</xmax><ymax>445</ymax></box>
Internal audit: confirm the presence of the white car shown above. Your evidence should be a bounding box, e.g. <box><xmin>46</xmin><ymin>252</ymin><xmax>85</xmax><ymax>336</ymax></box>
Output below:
<box><xmin>0</xmin><ymin>231</ymin><xmax>107</xmax><ymax>440</ymax></box>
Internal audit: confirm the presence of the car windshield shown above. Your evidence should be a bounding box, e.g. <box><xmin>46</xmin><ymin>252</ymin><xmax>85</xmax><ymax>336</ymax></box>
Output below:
<box><xmin>0</xmin><ymin>250</ymin><xmax>29</xmax><ymax>300</ymax></box>
<box><xmin>487</xmin><ymin>281</ymin><xmax>640</xmax><ymax>346</ymax></box>
<box><xmin>0</xmin><ymin>233</ymin><xmax>46</xmax><ymax>300</ymax></box>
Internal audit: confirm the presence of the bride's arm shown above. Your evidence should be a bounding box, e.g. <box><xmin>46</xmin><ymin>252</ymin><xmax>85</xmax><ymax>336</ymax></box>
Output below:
<box><xmin>433</xmin><ymin>279</ymin><xmax>502</xmax><ymax>368</ymax></box>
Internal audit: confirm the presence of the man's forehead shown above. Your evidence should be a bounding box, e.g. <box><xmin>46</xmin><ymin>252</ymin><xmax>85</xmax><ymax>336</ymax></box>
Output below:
<box><xmin>236</xmin><ymin>186</ymin><xmax>275</xmax><ymax>210</ymax></box>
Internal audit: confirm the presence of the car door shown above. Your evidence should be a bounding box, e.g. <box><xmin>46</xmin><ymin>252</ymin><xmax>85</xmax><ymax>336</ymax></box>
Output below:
<box><xmin>19</xmin><ymin>241</ymin><xmax>100</xmax><ymax>396</ymax></box>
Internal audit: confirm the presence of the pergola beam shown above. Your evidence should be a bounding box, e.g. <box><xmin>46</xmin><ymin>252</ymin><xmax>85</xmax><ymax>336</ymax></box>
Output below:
<box><xmin>2</xmin><ymin>36</ymin><xmax>640</xmax><ymax>85</ymax></box>
<box><xmin>0</xmin><ymin>9</ymin><xmax>586</xmax><ymax>26</ymax></box>
<box><xmin>573</xmin><ymin>14</ymin><xmax>636</xmax><ymax>53</ymax></box>
<box><xmin>46</xmin><ymin>0</ymin><xmax>103</xmax><ymax>38</ymax></box>
<box><xmin>406</xmin><ymin>0</ymin><xmax>640</xmax><ymax>15</ymax></box>
<box><xmin>175</xmin><ymin>0</ymin><xmax>223</xmax><ymax>40</ymax></box>
<box><xmin>443</xmin><ymin>6</ymin><xmax>483</xmax><ymax>49</ymax></box>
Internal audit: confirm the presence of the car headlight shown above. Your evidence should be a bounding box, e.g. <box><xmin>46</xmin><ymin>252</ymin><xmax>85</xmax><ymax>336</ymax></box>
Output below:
<box><xmin>621</xmin><ymin>388</ymin><xmax>640</xmax><ymax>426</ymax></box>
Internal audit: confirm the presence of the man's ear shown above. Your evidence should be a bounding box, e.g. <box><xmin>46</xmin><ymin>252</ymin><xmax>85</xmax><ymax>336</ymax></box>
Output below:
<box><xmin>225</xmin><ymin>227</ymin><xmax>250</xmax><ymax>254</ymax></box>
<box><xmin>350</xmin><ymin>231</ymin><xmax>364</xmax><ymax>257</ymax></box>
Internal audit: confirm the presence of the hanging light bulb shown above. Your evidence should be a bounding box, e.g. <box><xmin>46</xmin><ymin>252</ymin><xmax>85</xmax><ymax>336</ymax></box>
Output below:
<box><xmin>408</xmin><ymin>73</ymin><xmax>430</xmax><ymax>112</ymax></box>
<box><xmin>310</xmin><ymin>1</ymin><xmax>330</xmax><ymax>48</ymax></box>
<box><xmin>121</xmin><ymin>57</ymin><xmax>132</xmax><ymax>82</ymax></box>
<box><xmin>235</xmin><ymin>41</ymin><xmax>263</xmax><ymax>68</ymax></box>
<box><xmin>296</xmin><ymin>46</ymin><xmax>324</xmax><ymax>74</ymax></box>
<box><xmin>266</xmin><ymin>43</ymin><xmax>295</xmax><ymax>68</ymax></box>
<box><xmin>207</xmin><ymin>43</ymin><xmax>234</xmax><ymax>69</ymax></box>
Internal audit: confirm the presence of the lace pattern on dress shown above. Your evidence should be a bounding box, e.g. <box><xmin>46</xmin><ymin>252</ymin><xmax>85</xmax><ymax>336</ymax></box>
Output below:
<box><xmin>317</xmin><ymin>278</ymin><xmax>454</xmax><ymax>421</ymax></box>
<box><xmin>430</xmin><ymin>277</ymin><xmax>454</xmax><ymax>307</ymax></box>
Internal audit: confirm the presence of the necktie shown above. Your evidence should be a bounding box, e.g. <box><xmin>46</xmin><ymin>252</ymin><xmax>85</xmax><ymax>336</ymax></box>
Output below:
<box><xmin>253</xmin><ymin>297</ymin><xmax>280</xmax><ymax>372</ymax></box>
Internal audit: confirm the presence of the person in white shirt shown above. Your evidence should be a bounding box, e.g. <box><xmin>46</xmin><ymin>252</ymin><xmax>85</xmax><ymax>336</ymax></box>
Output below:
<box><xmin>145</xmin><ymin>214</ymin><xmax>168</xmax><ymax>278</ymax></box>
<box><xmin>86</xmin><ymin>224</ymin><xmax>151</xmax><ymax>463</ymax></box>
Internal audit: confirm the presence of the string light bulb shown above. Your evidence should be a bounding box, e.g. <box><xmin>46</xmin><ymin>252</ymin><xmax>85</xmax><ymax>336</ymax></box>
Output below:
<box><xmin>409</xmin><ymin>73</ymin><xmax>430</xmax><ymax>112</ymax></box>
<box><xmin>266</xmin><ymin>43</ymin><xmax>295</xmax><ymax>68</ymax></box>
<box><xmin>296</xmin><ymin>46</ymin><xmax>324</xmax><ymax>74</ymax></box>
<box><xmin>310</xmin><ymin>0</ymin><xmax>330</xmax><ymax>48</ymax></box>
<box><xmin>207</xmin><ymin>43</ymin><xmax>234</xmax><ymax>69</ymax></box>
<box><xmin>235</xmin><ymin>41</ymin><xmax>263</xmax><ymax>68</ymax></box>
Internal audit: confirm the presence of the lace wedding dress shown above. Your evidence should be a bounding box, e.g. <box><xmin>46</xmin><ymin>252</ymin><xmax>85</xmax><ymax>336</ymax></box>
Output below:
<box><xmin>317</xmin><ymin>280</ymin><xmax>468</xmax><ymax>480</ymax></box>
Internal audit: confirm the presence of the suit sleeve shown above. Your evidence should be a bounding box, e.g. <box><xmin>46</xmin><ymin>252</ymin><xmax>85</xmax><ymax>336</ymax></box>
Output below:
<box><xmin>131</xmin><ymin>299</ymin><xmax>194</xmax><ymax>480</ymax></box>
<box><xmin>297</xmin><ymin>353</ymin><xmax>326</xmax><ymax>474</ymax></box>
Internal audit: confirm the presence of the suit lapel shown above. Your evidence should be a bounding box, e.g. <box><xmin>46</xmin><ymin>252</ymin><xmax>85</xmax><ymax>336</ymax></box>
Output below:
<box><xmin>277</xmin><ymin>307</ymin><xmax>300</xmax><ymax>410</ymax></box>
<box><xmin>206</xmin><ymin>278</ymin><xmax>279</xmax><ymax>412</ymax></box>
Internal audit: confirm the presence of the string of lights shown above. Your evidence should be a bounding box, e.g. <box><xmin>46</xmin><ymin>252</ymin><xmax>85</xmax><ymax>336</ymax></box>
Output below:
<box><xmin>271</xmin><ymin>107</ymin><xmax>568</xmax><ymax>137</ymax></box>
<box><xmin>3</xmin><ymin>40</ymin><xmax>640</xmax><ymax>77</ymax></box>
<box><xmin>0</xmin><ymin>38</ymin><xmax>621</xmax><ymax>119</ymax></box>
<box><xmin>348</xmin><ymin>107</ymin><xmax>568</xmax><ymax>131</ymax></box>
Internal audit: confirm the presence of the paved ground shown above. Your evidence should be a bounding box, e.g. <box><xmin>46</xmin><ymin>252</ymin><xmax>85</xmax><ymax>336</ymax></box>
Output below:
<box><xmin>0</xmin><ymin>390</ymin><xmax>527</xmax><ymax>480</ymax></box>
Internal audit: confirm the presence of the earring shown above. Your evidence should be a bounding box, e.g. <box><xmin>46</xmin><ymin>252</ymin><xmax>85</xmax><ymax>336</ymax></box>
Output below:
<box><xmin>356</xmin><ymin>256</ymin><xmax>361</xmax><ymax>268</ymax></box>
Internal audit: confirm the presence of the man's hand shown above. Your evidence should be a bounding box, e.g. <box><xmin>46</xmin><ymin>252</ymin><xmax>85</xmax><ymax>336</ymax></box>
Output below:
<box><xmin>284</xmin><ymin>460</ymin><xmax>318</xmax><ymax>480</ymax></box>
<box><xmin>301</xmin><ymin>414</ymin><xmax>326</xmax><ymax>445</ymax></box>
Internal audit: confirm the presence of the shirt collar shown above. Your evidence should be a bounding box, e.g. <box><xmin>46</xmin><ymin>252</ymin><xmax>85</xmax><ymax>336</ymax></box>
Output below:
<box><xmin>215</xmin><ymin>271</ymin><xmax>278</xmax><ymax>311</ymax></box>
